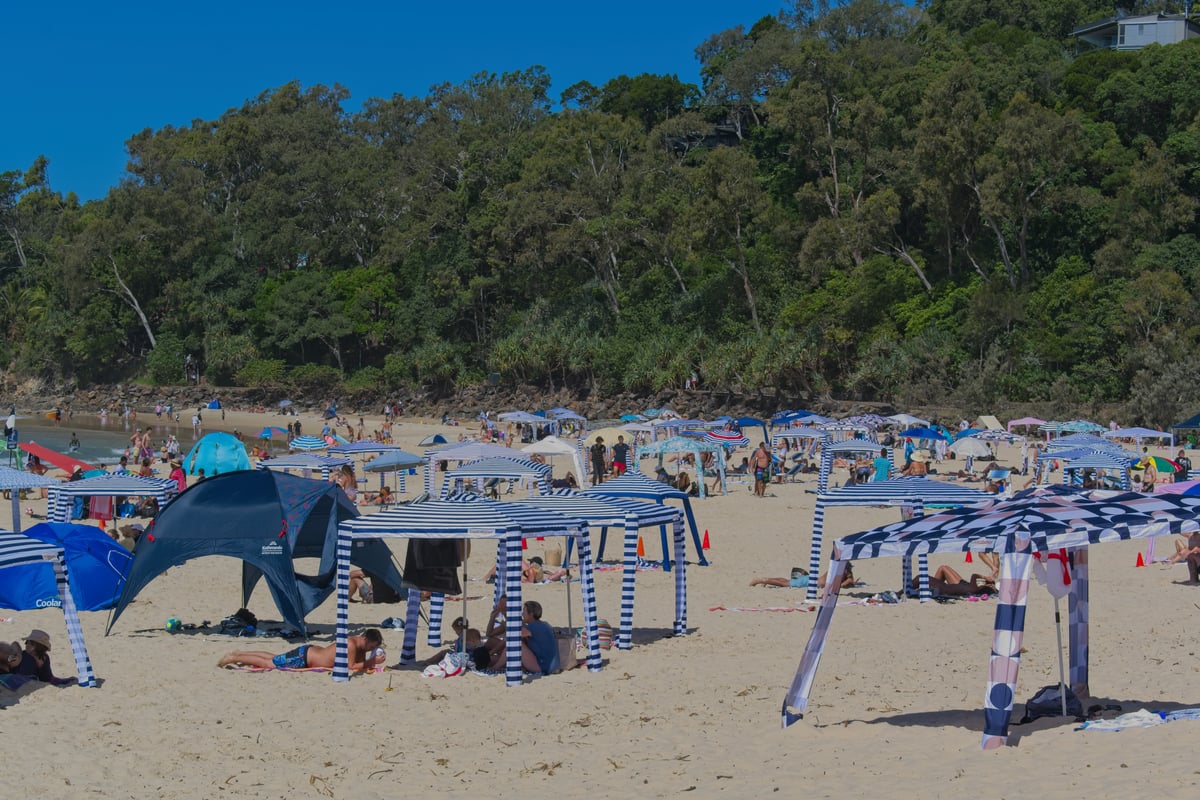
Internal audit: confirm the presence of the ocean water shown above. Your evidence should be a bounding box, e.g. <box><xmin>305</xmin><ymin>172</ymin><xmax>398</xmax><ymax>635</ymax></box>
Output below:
<box><xmin>9</xmin><ymin>414</ymin><xmax>190</xmax><ymax>468</ymax></box>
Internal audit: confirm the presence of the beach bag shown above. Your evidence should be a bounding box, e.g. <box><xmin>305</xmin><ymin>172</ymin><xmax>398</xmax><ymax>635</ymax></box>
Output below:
<box><xmin>1018</xmin><ymin>684</ymin><xmax>1083</xmax><ymax>723</ymax></box>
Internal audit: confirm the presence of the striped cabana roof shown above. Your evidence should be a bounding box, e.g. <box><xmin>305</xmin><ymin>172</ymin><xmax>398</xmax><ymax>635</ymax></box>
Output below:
<box><xmin>0</xmin><ymin>466</ymin><xmax>59</xmax><ymax>533</ymax></box>
<box><xmin>45</xmin><ymin>475</ymin><xmax>178</xmax><ymax>524</ymax></box>
<box><xmin>441</xmin><ymin>457</ymin><xmax>552</xmax><ymax>498</ymax></box>
<box><xmin>256</xmin><ymin>453</ymin><xmax>353</xmax><ymax>481</ymax></box>
<box><xmin>288</xmin><ymin>435</ymin><xmax>328</xmax><ymax>451</ymax></box>
<box><xmin>807</xmin><ymin>477</ymin><xmax>992</xmax><ymax>602</ymax></box>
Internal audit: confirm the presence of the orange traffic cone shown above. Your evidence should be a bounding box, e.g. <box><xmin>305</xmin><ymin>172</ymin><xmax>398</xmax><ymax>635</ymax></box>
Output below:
<box><xmin>964</xmin><ymin>551</ymin><xmax>973</xmax><ymax>564</ymax></box>
<box><xmin>637</xmin><ymin>536</ymin><xmax>646</xmax><ymax>558</ymax></box>
<box><xmin>702</xmin><ymin>530</ymin><xmax>711</xmax><ymax>550</ymax></box>
<box><xmin>1136</xmin><ymin>551</ymin><xmax>1145</xmax><ymax>568</ymax></box>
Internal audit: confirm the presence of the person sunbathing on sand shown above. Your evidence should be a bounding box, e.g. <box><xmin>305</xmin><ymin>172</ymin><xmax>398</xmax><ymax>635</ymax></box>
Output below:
<box><xmin>916</xmin><ymin>565</ymin><xmax>996</xmax><ymax>597</ymax></box>
<box><xmin>750</xmin><ymin>563</ymin><xmax>855</xmax><ymax>590</ymax></box>
<box><xmin>218</xmin><ymin>629</ymin><xmax>383</xmax><ymax>671</ymax></box>
<box><xmin>1164</xmin><ymin>532</ymin><xmax>1200</xmax><ymax>583</ymax></box>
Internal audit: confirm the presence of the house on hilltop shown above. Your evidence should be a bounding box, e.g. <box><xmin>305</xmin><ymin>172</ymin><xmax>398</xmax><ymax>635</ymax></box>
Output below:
<box><xmin>1071</xmin><ymin>12</ymin><xmax>1200</xmax><ymax>51</ymax></box>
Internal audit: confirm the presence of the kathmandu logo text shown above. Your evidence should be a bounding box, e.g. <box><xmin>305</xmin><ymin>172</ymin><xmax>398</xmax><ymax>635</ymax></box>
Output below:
<box><xmin>261</xmin><ymin>542</ymin><xmax>284</xmax><ymax>556</ymax></box>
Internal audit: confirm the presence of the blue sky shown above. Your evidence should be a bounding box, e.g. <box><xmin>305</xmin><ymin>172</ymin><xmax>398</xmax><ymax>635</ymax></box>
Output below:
<box><xmin>3</xmin><ymin>1</ymin><xmax>786</xmax><ymax>202</ymax></box>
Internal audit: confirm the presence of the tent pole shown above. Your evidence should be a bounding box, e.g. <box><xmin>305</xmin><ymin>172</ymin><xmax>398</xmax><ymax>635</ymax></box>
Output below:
<box><xmin>1053</xmin><ymin>595</ymin><xmax>1068</xmax><ymax>717</ymax></box>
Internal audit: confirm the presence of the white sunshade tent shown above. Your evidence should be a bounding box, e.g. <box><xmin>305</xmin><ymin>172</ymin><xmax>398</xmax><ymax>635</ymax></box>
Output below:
<box><xmin>1103</xmin><ymin>426</ymin><xmax>1175</xmax><ymax>450</ymax></box>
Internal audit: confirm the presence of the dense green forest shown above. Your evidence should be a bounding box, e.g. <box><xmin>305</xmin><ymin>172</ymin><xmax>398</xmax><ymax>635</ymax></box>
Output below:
<box><xmin>3</xmin><ymin>1</ymin><xmax>1199</xmax><ymax>424</ymax></box>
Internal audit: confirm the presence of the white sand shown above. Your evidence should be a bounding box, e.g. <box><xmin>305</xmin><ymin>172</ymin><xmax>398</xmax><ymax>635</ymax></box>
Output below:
<box><xmin>3</xmin><ymin>410</ymin><xmax>1199</xmax><ymax>798</ymax></box>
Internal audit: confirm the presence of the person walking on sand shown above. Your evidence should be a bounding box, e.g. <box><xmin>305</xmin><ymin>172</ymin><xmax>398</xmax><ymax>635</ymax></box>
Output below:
<box><xmin>750</xmin><ymin>442</ymin><xmax>772</xmax><ymax>497</ymax></box>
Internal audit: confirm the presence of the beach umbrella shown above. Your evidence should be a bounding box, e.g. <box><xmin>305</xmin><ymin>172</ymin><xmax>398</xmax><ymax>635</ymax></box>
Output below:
<box><xmin>258</xmin><ymin>426</ymin><xmax>289</xmax><ymax>440</ymax></box>
<box><xmin>289</xmin><ymin>435</ymin><xmax>327</xmax><ymax>451</ymax></box>
<box><xmin>277</xmin><ymin>399</ymin><xmax>293</xmax><ymax>409</ymax></box>
<box><xmin>899</xmin><ymin>426</ymin><xmax>949</xmax><ymax>441</ymax></box>
<box><xmin>363</xmin><ymin>450</ymin><xmax>425</xmax><ymax>472</ymax></box>
<box><xmin>948</xmin><ymin>437</ymin><xmax>993</xmax><ymax>458</ymax></box>
<box><xmin>7</xmin><ymin>522</ymin><xmax>133</xmax><ymax>611</ymax></box>
<box><xmin>619</xmin><ymin>414</ymin><xmax>645</xmax><ymax>422</ymax></box>
<box><xmin>704</xmin><ymin>430</ymin><xmax>750</xmax><ymax>450</ymax></box>
<box><xmin>1156</xmin><ymin>478</ymin><xmax>1200</xmax><ymax>496</ymax></box>
<box><xmin>418</xmin><ymin>434</ymin><xmax>447</xmax><ymax>447</ymax></box>
<box><xmin>1138</xmin><ymin>455</ymin><xmax>1182</xmax><ymax>473</ymax></box>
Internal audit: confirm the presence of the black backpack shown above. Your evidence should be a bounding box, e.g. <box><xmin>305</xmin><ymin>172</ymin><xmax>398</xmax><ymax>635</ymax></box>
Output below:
<box><xmin>1017</xmin><ymin>683</ymin><xmax>1084</xmax><ymax>723</ymax></box>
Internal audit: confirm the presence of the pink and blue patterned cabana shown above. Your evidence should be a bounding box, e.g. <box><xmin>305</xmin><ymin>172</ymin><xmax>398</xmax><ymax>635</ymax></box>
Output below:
<box><xmin>783</xmin><ymin>485</ymin><xmax>1200</xmax><ymax>748</ymax></box>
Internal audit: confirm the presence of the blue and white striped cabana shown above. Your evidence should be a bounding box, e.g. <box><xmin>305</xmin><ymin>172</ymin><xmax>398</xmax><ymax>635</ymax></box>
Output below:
<box><xmin>288</xmin><ymin>435</ymin><xmax>328</xmax><ymax>451</ymax></box>
<box><xmin>0</xmin><ymin>529</ymin><xmax>96</xmax><ymax>686</ymax></box>
<box><xmin>0</xmin><ymin>466</ymin><xmax>59</xmax><ymax>533</ymax></box>
<box><xmin>517</xmin><ymin>490</ymin><xmax>687</xmax><ymax>649</ymax></box>
<box><xmin>441</xmin><ymin>457</ymin><xmax>552</xmax><ymax>498</ymax></box>
<box><xmin>46</xmin><ymin>475</ymin><xmax>179</xmax><ymax>524</ymax></box>
<box><xmin>807</xmin><ymin>477</ymin><xmax>992</xmax><ymax>602</ymax></box>
<box><xmin>422</xmin><ymin>441</ymin><xmax>521</xmax><ymax>495</ymax></box>
<box><xmin>783</xmin><ymin>485</ymin><xmax>1200</xmax><ymax>749</ymax></box>
<box><xmin>817</xmin><ymin>438</ymin><xmax>882</xmax><ymax>493</ymax></box>
<box><xmin>256</xmin><ymin>453</ymin><xmax>352</xmax><ymax>481</ymax></box>
<box><xmin>584</xmin><ymin>472</ymin><xmax>708</xmax><ymax>568</ymax></box>
<box><xmin>333</xmin><ymin>500</ymin><xmax>603</xmax><ymax>685</ymax></box>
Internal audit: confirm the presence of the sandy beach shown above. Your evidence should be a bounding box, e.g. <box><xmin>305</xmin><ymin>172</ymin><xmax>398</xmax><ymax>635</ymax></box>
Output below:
<box><xmin>3</xmin><ymin>407</ymin><xmax>1199</xmax><ymax>798</ymax></box>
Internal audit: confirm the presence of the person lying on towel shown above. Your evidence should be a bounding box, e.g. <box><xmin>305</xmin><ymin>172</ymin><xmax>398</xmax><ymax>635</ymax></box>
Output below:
<box><xmin>218</xmin><ymin>629</ymin><xmax>384</xmax><ymax>672</ymax></box>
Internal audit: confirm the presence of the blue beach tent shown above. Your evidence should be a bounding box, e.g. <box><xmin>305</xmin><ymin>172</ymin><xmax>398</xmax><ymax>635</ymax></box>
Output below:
<box><xmin>108</xmin><ymin>470</ymin><xmax>404</xmax><ymax>636</ymax></box>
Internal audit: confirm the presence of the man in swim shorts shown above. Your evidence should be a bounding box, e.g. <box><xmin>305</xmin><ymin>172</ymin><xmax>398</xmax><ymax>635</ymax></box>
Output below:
<box><xmin>218</xmin><ymin>629</ymin><xmax>383</xmax><ymax>671</ymax></box>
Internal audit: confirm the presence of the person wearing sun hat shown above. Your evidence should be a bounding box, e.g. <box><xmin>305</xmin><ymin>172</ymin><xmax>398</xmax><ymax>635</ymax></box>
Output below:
<box><xmin>16</xmin><ymin>629</ymin><xmax>74</xmax><ymax>685</ymax></box>
<box><xmin>169</xmin><ymin>458</ymin><xmax>186</xmax><ymax>493</ymax></box>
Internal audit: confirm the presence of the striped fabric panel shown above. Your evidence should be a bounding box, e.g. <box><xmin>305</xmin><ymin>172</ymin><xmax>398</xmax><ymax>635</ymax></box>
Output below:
<box><xmin>1069</xmin><ymin>547</ymin><xmax>1089</xmax><ymax>695</ymax></box>
<box><xmin>617</xmin><ymin>519</ymin><xmax>639</xmax><ymax>650</ymax></box>
<box><xmin>672</xmin><ymin>518</ymin><xmax>687</xmax><ymax>635</ymax></box>
<box><xmin>983</xmin><ymin>549</ymin><xmax>1033</xmax><ymax>748</ymax></box>
<box><xmin>332</xmin><ymin>532</ymin><xmax>353</xmax><ymax>681</ymax></box>
<box><xmin>53</xmin><ymin>556</ymin><xmax>95</xmax><ymax>687</ymax></box>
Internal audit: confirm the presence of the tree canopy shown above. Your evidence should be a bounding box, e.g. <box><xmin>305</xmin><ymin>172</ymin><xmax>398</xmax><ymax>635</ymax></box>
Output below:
<box><xmin>4</xmin><ymin>1</ymin><xmax>1200</xmax><ymax>425</ymax></box>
